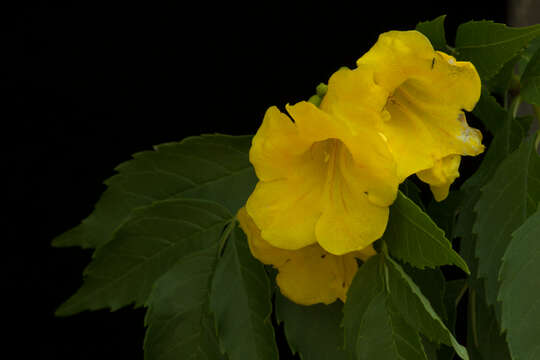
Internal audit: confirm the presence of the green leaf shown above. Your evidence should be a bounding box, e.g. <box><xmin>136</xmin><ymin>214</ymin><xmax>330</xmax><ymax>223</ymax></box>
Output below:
<box><xmin>422</xmin><ymin>338</ymin><xmax>439</xmax><ymax>360</ymax></box>
<box><xmin>404</xmin><ymin>266</ymin><xmax>447</xmax><ymax>321</ymax></box>
<box><xmin>517</xmin><ymin>36</ymin><xmax>540</xmax><ymax>76</ymax></box>
<box><xmin>474</xmin><ymin>136</ymin><xmax>540</xmax><ymax>306</ymax></box>
<box><xmin>455</xmin><ymin>106</ymin><xmax>532</xmax><ymax>264</ymax></box>
<box><xmin>383</xmin><ymin>192</ymin><xmax>469</xmax><ymax>274</ymax></box>
<box><xmin>53</xmin><ymin>134</ymin><xmax>256</xmax><ymax>249</ymax></box>
<box><xmin>144</xmin><ymin>245</ymin><xmax>225</xmax><ymax>360</ymax></box>
<box><xmin>56</xmin><ymin>199</ymin><xmax>231</xmax><ymax>316</ymax></box>
<box><xmin>210</xmin><ymin>226</ymin><xmax>278</xmax><ymax>360</ymax></box>
<box><xmin>343</xmin><ymin>255</ymin><xmax>427</xmax><ymax>360</ymax></box>
<box><xmin>385</xmin><ymin>257</ymin><xmax>469</xmax><ymax>360</ymax></box>
<box><xmin>354</xmin><ymin>292</ymin><xmax>427</xmax><ymax>360</ymax></box>
<box><xmin>455</xmin><ymin>21</ymin><xmax>540</xmax><ymax>80</ymax></box>
<box><xmin>275</xmin><ymin>294</ymin><xmax>347</xmax><ymax>360</ymax></box>
<box><xmin>484</xmin><ymin>55</ymin><xmax>520</xmax><ymax>97</ymax></box>
<box><xmin>498</xmin><ymin>208</ymin><xmax>540</xmax><ymax>360</ymax></box>
<box><xmin>466</xmin><ymin>283</ymin><xmax>511</xmax><ymax>360</ymax></box>
<box><xmin>442</xmin><ymin>279</ymin><xmax>467</xmax><ymax>334</ymax></box>
<box><xmin>399</xmin><ymin>179</ymin><xmax>425</xmax><ymax>210</ymax></box>
<box><xmin>472</xmin><ymin>88</ymin><xmax>507</xmax><ymax>135</ymax></box>
<box><xmin>521</xmin><ymin>46</ymin><xmax>540</xmax><ymax>106</ymax></box>
<box><xmin>416</xmin><ymin>15</ymin><xmax>448</xmax><ymax>52</ymax></box>
<box><xmin>426</xmin><ymin>191</ymin><xmax>461</xmax><ymax>241</ymax></box>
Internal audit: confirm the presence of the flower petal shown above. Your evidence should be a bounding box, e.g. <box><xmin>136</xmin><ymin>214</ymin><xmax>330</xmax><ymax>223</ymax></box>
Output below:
<box><xmin>355</xmin><ymin>30</ymin><xmax>483</xmax><ymax>181</ymax></box>
<box><xmin>417</xmin><ymin>154</ymin><xmax>461</xmax><ymax>201</ymax></box>
<box><xmin>249</xmin><ymin>106</ymin><xmax>312</xmax><ymax>182</ymax></box>
<box><xmin>237</xmin><ymin>207</ymin><xmax>375</xmax><ymax>305</ymax></box>
<box><xmin>275</xmin><ymin>245</ymin><xmax>359</xmax><ymax>305</ymax></box>
<box><xmin>247</xmin><ymin>103</ymin><xmax>398</xmax><ymax>253</ymax></box>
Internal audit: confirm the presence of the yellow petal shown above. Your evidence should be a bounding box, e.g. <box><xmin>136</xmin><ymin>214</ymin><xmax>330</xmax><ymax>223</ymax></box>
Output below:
<box><xmin>319</xmin><ymin>66</ymin><xmax>389</xmax><ymax>120</ymax></box>
<box><xmin>249</xmin><ymin>106</ymin><xmax>312</xmax><ymax>182</ymax></box>
<box><xmin>247</xmin><ymin>103</ymin><xmax>398</xmax><ymax>254</ymax></box>
<box><xmin>237</xmin><ymin>207</ymin><xmax>376</xmax><ymax>305</ymax></box>
<box><xmin>276</xmin><ymin>245</ymin><xmax>359</xmax><ymax>305</ymax></box>
<box><xmin>417</xmin><ymin>154</ymin><xmax>461</xmax><ymax>201</ymax></box>
<box><xmin>237</xmin><ymin>207</ymin><xmax>290</xmax><ymax>267</ymax></box>
<box><xmin>354</xmin><ymin>30</ymin><xmax>483</xmax><ymax>181</ymax></box>
<box><xmin>287</xmin><ymin>101</ymin><xmax>398</xmax><ymax>208</ymax></box>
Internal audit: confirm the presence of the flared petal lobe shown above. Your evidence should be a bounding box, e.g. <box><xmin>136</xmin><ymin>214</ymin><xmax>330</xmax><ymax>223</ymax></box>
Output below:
<box><xmin>246</xmin><ymin>103</ymin><xmax>399</xmax><ymax>255</ymax></box>
<box><xmin>417</xmin><ymin>154</ymin><xmax>461</xmax><ymax>202</ymax></box>
<box><xmin>351</xmin><ymin>30</ymin><xmax>483</xmax><ymax>196</ymax></box>
<box><xmin>237</xmin><ymin>207</ymin><xmax>375</xmax><ymax>305</ymax></box>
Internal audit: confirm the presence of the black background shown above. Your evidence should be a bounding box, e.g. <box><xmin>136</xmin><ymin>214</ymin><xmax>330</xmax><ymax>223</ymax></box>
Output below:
<box><xmin>6</xmin><ymin>1</ymin><xmax>507</xmax><ymax>359</ymax></box>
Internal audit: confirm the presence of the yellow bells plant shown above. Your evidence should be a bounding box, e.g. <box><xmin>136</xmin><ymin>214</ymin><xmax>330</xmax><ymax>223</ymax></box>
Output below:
<box><xmin>53</xmin><ymin>16</ymin><xmax>540</xmax><ymax>360</ymax></box>
<box><xmin>243</xmin><ymin>29</ymin><xmax>484</xmax><ymax>306</ymax></box>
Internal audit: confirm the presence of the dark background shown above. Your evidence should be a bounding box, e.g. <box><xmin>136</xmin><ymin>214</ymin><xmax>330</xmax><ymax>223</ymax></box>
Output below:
<box><xmin>5</xmin><ymin>1</ymin><xmax>509</xmax><ymax>359</ymax></box>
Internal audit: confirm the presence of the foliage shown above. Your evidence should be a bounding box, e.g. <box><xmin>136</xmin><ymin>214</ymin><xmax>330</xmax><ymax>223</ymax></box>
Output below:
<box><xmin>53</xmin><ymin>16</ymin><xmax>540</xmax><ymax>360</ymax></box>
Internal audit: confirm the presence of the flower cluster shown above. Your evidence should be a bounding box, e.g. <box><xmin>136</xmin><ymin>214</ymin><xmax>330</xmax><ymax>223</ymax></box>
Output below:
<box><xmin>238</xmin><ymin>30</ymin><xmax>484</xmax><ymax>305</ymax></box>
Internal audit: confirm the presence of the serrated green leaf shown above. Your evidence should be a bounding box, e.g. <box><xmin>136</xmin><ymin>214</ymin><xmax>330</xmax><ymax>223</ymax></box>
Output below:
<box><xmin>383</xmin><ymin>192</ymin><xmax>469</xmax><ymax>274</ymax></box>
<box><xmin>53</xmin><ymin>134</ymin><xmax>256</xmax><ymax>249</ymax></box>
<box><xmin>399</xmin><ymin>179</ymin><xmax>425</xmax><ymax>210</ymax></box>
<box><xmin>435</xmin><ymin>280</ymin><xmax>467</xmax><ymax>360</ymax></box>
<box><xmin>385</xmin><ymin>257</ymin><xmax>469</xmax><ymax>360</ymax></box>
<box><xmin>343</xmin><ymin>256</ymin><xmax>385</xmax><ymax>354</ymax></box>
<box><xmin>498</xmin><ymin>208</ymin><xmax>540</xmax><ymax>360</ymax></box>
<box><xmin>404</xmin><ymin>266</ymin><xmax>447</xmax><ymax>321</ymax></box>
<box><xmin>455</xmin><ymin>107</ymin><xmax>532</xmax><ymax>260</ymax></box>
<box><xmin>455</xmin><ymin>21</ymin><xmax>540</xmax><ymax>80</ymax></box>
<box><xmin>442</xmin><ymin>279</ymin><xmax>466</xmax><ymax>334</ymax></box>
<box><xmin>344</xmin><ymin>255</ymin><xmax>428</xmax><ymax>360</ymax></box>
<box><xmin>275</xmin><ymin>294</ymin><xmax>347</xmax><ymax>360</ymax></box>
<box><xmin>474</xmin><ymin>136</ymin><xmax>540</xmax><ymax>306</ymax></box>
<box><xmin>472</xmin><ymin>88</ymin><xmax>507</xmax><ymax>135</ymax></box>
<box><xmin>517</xmin><ymin>36</ymin><xmax>540</xmax><ymax>76</ymax></box>
<box><xmin>416</xmin><ymin>15</ymin><xmax>448</xmax><ymax>52</ymax></box>
<box><xmin>355</xmin><ymin>292</ymin><xmax>428</xmax><ymax>360</ymax></box>
<box><xmin>422</xmin><ymin>337</ymin><xmax>440</xmax><ymax>360</ymax></box>
<box><xmin>521</xmin><ymin>46</ymin><xmax>540</xmax><ymax>106</ymax></box>
<box><xmin>144</xmin><ymin>245</ymin><xmax>225</xmax><ymax>360</ymax></box>
<box><xmin>427</xmin><ymin>191</ymin><xmax>461</xmax><ymax>241</ymax></box>
<box><xmin>210</xmin><ymin>227</ymin><xmax>278</xmax><ymax>360</ymax></box>
<box><xmin>484</xmin><ymin>55</ymin><xmax>520</xmax><ymax>97</ymax></box>
<box><xmin>466</xmin><ymin>283</ymin><xmax>511</xmax><ymax>360</ymax></box>
<box><xmin>56</xmin><ymin>199</ymin><xmax>231</xmax><ymax>316</ymax></box>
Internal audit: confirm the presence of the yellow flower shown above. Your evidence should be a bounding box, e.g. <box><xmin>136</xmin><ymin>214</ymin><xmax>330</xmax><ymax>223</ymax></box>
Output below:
<box><xmin>240</xmin><ymin>29</ymin><xmax>484</xmax><ymax>305</ymax></box>
<box><xmin>322</xmin><ymin>30</ymin><xmax>484</xmax><ymax>200</ymax></box>
<box><xmin>245</xmin><ymin>100</ymin><xmax>399</xmax><ymax>256</ymax></box>
<box><xmin>237</xmin><ymin>207</ymin><xmax>375</xmax><ymax>305</ymax></box>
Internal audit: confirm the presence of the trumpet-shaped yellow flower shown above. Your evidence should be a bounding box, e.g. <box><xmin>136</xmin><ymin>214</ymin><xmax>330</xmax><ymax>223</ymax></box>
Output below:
<box><xmin>246</xmin><ymin>102</ymin><xmax>399</xmax><ymax>256</ymax></box>
<box><xmin>237</xmin><ymin>207</ymin><xmax>375</xmax><ymax>305</ymax></box>
<box><xmin>241</xmin><ymin>29</ymin><xmax>484</xmax><ymax>305</ymax></box>
<box><xmin>322</xmin><ymin>30</ymin><xmax>484</xmax><ymax>200</ymax></box>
